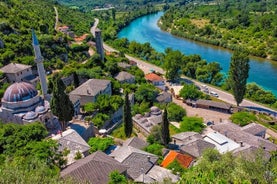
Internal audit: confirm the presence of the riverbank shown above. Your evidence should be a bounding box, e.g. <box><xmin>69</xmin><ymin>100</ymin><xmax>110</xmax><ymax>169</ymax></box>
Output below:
<box><xmin>117</xmin><ymin>12</ymin><xmax>277</xmax><ymax>97</ymax></box>
<box><xmin>158</xmin><ymin>19</ymin><xmax>276</xmax><ymax>62</ymax></box>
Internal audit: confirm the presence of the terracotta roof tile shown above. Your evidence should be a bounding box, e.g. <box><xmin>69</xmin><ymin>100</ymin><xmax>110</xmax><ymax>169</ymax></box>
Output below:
<box><xmin>145</xmin><ymin>73</ymin><xmax>164</xmax><ymax>82</ymax></box>
<box><xmin>160</xmin><ymin>150</ymin><xmax>194</xmax><ymax>168</ymax></box>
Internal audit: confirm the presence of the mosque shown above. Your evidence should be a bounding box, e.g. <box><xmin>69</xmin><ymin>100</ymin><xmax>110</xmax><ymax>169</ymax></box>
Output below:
<box><xmin>0</xmin><ymin>30</ymin><xmax>60</xmax><ymax>132</ymax></box>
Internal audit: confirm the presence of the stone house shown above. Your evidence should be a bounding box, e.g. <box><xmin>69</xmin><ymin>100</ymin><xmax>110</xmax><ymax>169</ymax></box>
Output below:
<box><xmin>69</xmin><ymin>79</ymin><xmax>111</xmax><ymax>106</ymax></box>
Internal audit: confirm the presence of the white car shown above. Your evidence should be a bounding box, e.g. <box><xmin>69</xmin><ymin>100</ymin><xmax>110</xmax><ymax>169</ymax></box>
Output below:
<box><xmin>210</xmin><ymin>91</ymin><xmax>219</xmax><ymax>97</ymax></box>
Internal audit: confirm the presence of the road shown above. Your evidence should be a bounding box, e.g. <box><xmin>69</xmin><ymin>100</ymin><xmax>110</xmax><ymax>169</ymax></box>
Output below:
<box><xmin>90</xmin><ymin>18</ymin><xmax>99</xmax><ymax>37</ymax></box>
<box><xmin>89</xmin><ymin>17</ymin><xmax>277</xmax><ymax>116</ymax></box>
<box><xmin>54</xmin><ymin>7</ymin><xmax>59</xmax><ymax>31</ymax></box>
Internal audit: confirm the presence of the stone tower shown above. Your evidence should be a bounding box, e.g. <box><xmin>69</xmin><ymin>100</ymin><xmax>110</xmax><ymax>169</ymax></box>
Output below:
<box><xmin>32</xmin><ymin>29</ymin><xmax>48</xmax><ymax>99</ymax></box>
<box><xmin>95</xmin><ymin>28</ymin><xmax>105</xmax><ymax>61</ymax></box>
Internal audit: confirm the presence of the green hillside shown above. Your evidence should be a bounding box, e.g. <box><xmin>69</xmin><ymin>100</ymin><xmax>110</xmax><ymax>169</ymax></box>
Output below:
<box><xmin>159</xmin><ymin>0</ymin><xmax>277</xmax><ymax>60</ymax></box>
<box><xmin>0</xmin><ymin>0</ymin><xmax>94</xmax><ymax>69</ymax></box>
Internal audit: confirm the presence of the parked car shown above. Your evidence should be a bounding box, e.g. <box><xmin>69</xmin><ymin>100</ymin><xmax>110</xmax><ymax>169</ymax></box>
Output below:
<box><xmin>210</xmin><ymin>91</ymin><xmax>219</xmax><ymax>97</ymax></box>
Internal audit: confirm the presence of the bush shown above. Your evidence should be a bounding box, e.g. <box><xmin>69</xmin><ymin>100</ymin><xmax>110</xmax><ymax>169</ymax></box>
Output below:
<box><xmin>230</xmin><ymin>111</ymin><xmax>257</xmax><ymax>126</ymax></box>
<box><xmin>88</xmin><ymin>137</ymin><xmax>114</xmax><ymax>153</ymax></box>
<box><xmin>144</xmin><ymin>143</ymin><xmax>164</xmax><ymax>157</ymax></box>
<box><xmin>167</xmin><ymin>102</ymin><xmax>186</xmax><ymax>122</ymax></box>
<box><xmin>180</xmin><ymin>117</ymin><xmax>205</xmax><ymax>133</ymax></box>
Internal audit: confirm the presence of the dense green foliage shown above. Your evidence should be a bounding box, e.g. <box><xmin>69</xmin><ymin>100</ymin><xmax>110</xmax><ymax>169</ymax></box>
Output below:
<box><xmin>246</xmin><ymin>83</ymin><xmax>277</xmax><ymax>105</ymax></box>
<box><xmin>180</xmin><ymin>116</ymin><xmax>205</xmax><ymax>133</ymax></box>
<box><xmin>124</xmin><ymin>92</ymin><xmax>133</xmax><ymax>138</ymax></box>
<box><xmin>84</xmin><ymin>94</ymin><xmax>123</xmax><ymax>128</ymax></box>
<box><xmin>134</xmin><ymin>83</ymin><xmax>159</xmax><ymax>104</ymax></box>
<box><xmin>167</xmin><ymin>102</ymin><xmax>186</xmax><ymax>122</ymax></box>
<box><xmin>144</xmin><ymin>143</ymin><xmax>164</xmax><ymax>157</ymax></box>
<box><xmin>228</xmin><ymin>49</ymin><xmax>250</xmax><ymax>106</ymax></box>
<box><xmin>230</xmin><ymin>111</ymin><xmax>258</xmax><ymax>127</ymax></box>
<box><xmin>0</xmin><ymin>0</ymin><xmax>93</xmax><ymax>68</ymax></box>
<box><xmin>108</xmin><ymin>170</ymin><xmax>128</xmax><ymax>184</ymax></box>
<box><xmin>166</xmin><ymin>160</ymin><xmax>186</xmax><ymax>175</ymax></box>
<box><xmin>160</xmin><ymin>0</ymin><xmax>277</xmax><ymax>60</ymax></box>
<box><xmin>161</xmin><ymin>108</ymin><xmax>170</xmax><ymax>145</ymax></box>
<box><xmin>50</xmin><ymin>75</ymin><xmax>74</xmax><ymax>130</ymax></box>
<box><xmin>88</xmin><ymin>137</ymin><xmax>114</xmax><ymax>153</ymax></box>
<box><xmin>0</xmin><ymin>122</ymin><xmax>67</xmax><ymax>182</ymax></box>
<box><xmin>147</xmin><ymin>125</ymin><xmax>162</xmax><ymax>144</ymax></box>
<box><xmin>0</xmin><ymin>159</ymin><xmax>72</xmax><ymax>184</ymax></box>
<box><xmin>179</xmin><ymin>84</ymin><xmax>202</xmax><ymax>100</ymax></box>
<box><xmin>181</xmin><ymin>149</ymin><xmax>277</xmax><ymax>183</ymax></box>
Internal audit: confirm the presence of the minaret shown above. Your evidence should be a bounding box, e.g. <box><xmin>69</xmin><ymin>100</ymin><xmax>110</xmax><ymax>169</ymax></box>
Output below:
<box><xmin>32</xmin><ymin>29</ymin><xmax>48</xmax><ymax>99</ymax></box>
<box><xmin>95</xmin><ymin>28</ymin><xmax>105</xmax><ymax>62</ymax></box>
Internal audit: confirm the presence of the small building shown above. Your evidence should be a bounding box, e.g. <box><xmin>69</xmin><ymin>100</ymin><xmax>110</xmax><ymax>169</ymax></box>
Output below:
<box><xmin>136</xmin><ymin>165</ymin><xmax>179</xmax><ymax>183</ymax></box>
<box><xmin>118</xmin><ymin>62</ymin><xmax>132</xmax><ymax>69</ymax></box>
<box><xmin>211</xmin><ymin>122</ymin><xmax>277</xmax><ymax>152</ymax></box>
<box><xmin>186</xmin><ymin>99</ymin><xmax>232</xmax><ymax>113</ymax></box>
<box><xmin>58</xmin><ymin>25</ymin><xmax>70</xmax><ymax>33</ymax></box>
<box><xmin>0</xmin><ymin>63</ymin><xmax>36</xmax><ymax>83</ymax></box>
<box><xmin>132</xmin><ymin>106</ymin><xmax>163</xmax><ymax>136</ymax></box>
<box><xmin>52</xmin><ymin>129</ymin><xmax>90</xmax><ymax>165</ymax></box>
<box><xmin>156</xmin><ymin>92</ymin><xmax>172</xmax><ymax>103</ymax></box>
<box><xmin>179</xmin><ymin>139</ymin><xmax>216</xmax><ymax>158</ymax></box>
<box><xmin>160</xmin><ymin>150</ymin><xmax>194</xmax><ymax>169</ymax></box>
<box><xmin>123</xmin><ymin>136</ymin><xmax>148</xmax><ymax>150</ymax></box>
<box><xmin>69</xmin><ymin>95</ymin><xmax>81</xmax><ymax>117</ymax></box>
<box><xmin>145</xmin><ymin>73</ymin><xmax>165</xmax><ymax>90</ymax></box>
<box><xmin>61</xmin><ymin>151</ymin><xmax>127</xmax><ymax>184</ymax></box>
<box><xmin>241</xmin><ymin>123</ymin><xmax>266</xmax><ymax>138</ymax></box>
<box><xmin>114</xmin><ymin>71</ymin><xmax>135</xmax><ymax>84</ymax></box>
<box><xmin>171</xmin><ymin>132</ymin><xmax>202</xmax><ymax>146</ymax></box>
<box><xmin>110</xmin><ymin>146</ymin><xmax>158</xmax><ymax>180</ymax></box>
<box><xmin>203</xmin><ymin>132</ymin><xmax>241</xmax><ymax>153</ymax></box>
<box><xmin>69</xmin><ymin>79</ymin><xmax>111</xmax><ymax>106</ymax></box>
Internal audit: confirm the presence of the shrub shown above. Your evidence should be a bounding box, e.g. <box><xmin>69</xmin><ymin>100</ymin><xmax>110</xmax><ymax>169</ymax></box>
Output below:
<box><xmin>180</xmin><ymin>117</ymin><xmax>205</xmax><ymax>133</ymax></box>
<box><xmin>230</xmin><ymin>111</ymin><xmax>257</xmax><ymax>126</ymax></box>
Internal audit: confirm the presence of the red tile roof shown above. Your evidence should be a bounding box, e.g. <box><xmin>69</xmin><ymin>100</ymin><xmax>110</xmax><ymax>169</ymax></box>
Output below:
<box><xmin>145</xmin><ymin>73</ymin><xmax>164</xmax><ymax>82</ymax></box>
<box><xmin>160</xmin><ymin>150</ymin><xmax>194</xmax><ymax>168</ymax></box>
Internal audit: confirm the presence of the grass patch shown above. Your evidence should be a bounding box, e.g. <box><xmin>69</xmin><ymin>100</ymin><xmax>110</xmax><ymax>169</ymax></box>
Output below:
<box><xmin>110</xmin><ymin>123</ymin><xmax>136</xmax><ymax>140</ymax></box>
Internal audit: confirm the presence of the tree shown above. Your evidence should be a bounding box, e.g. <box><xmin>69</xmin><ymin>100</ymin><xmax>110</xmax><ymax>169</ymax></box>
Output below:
<box><xmin>50</xmin><ymin>76</ymin><xmax>74</xmax><ymax>131</ymax></box>
<box><xmin>108</xmin><ymin>171</ymin><xmax>127</xmax><ymax>184</ymax></box>
<box><xmin>73</xmin><ymin>71</ymin><xmax>79</xmax><ymax>88</ymax></box>
<box><xmin>124</xmin><ymin>92</ymin><xmax>132</xmax><ymax>138</ymax></box>
<box><xmin>228</xmin><ymin>49</ymin><xmax>250</xmax><ymax>106</ymax></box>
<box><xmin>164</xmin><ymin>48</ymin><xmax>183</xmax><ymax>81</ymax></box>
<box><xmin>134</xmin><ymin>84</ymin><xmax>158</xmax><ymax>104</ymax></box>
<box><xmin>179</xmin><ymin>84</ymin><xmax>202</xmax><ymax>100</ymax></box>
<box><xmin>161</xmin><ymin>107</ymin><xmax>170</xmax><ymax>146</ymax></box>
<box><xmin>167</xmin><ymin>102</ymin><xmax>186</xmax><ymax>122</ymax></box>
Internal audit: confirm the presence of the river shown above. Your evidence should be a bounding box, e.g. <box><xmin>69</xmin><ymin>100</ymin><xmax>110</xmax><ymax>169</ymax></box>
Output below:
<box><xmin>118</xmin><ymin>12</ymin><xmax>277</xmax><ymax>97</ymax></box>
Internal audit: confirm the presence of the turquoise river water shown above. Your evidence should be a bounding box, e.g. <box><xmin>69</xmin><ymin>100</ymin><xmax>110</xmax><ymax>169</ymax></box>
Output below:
<box><xmin>118</xmin><ymin>12</ymin><xmax>277</xmax><ymax>97</ymax></box>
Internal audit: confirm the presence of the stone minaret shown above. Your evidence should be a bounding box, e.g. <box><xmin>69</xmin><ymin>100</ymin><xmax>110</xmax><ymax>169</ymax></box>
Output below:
<box><xmin>32</xmin><ymin>29</ymin><xmax>48</xmax><ymax>99</ymax></box>
<box><xmin>95</xmin><ymin>28</ymin><xmax>105</xmax><ymax>61</ymax></box>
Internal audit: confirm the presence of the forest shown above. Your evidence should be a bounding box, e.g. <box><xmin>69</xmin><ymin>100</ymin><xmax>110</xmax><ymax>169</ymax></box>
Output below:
<box><xmin>159</xmin><ymin>0</ymin><xmax>277</xmax><ymax>60</ymax></box>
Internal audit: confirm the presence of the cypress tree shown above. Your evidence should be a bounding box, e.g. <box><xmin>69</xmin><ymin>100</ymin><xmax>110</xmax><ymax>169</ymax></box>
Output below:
<box><xmin>50</xmin><ymin>76</ymin><xmax>74</xmax><ymax>131</ymax></box>
<box><xmin>161</xmin><ymin>107</ymin><xmax>170</xmax><ymax>145</ymax></box>
<box><xmin>124</xmin><ymin>92</ymin><xmax>132</xmax><ymax>138</ymax></box>
<box><xmin>73</xmin><ymin>71</ymin><xmax>79</xmax><ymax>88</ymax></box>
<box><xmin>228</xmin><ymin>49</ymin><xmax>250</xmax><ymax>106</ymax></box>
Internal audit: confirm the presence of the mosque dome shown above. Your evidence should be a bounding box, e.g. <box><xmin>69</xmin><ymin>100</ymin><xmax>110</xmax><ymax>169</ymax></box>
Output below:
<box><xmin>2</xmin><ymin>82</ymin><xmax>38</xmax><ymax>102</ymax></box>
<box><xmin>35</xmin><ymin>105</ymin><xmax>47</xmax><ymax>114</ymax></box>
<box><xmin>23</xmin><ymin>111</ymin><xmax>38</xmax><ymax>120</ymax></box>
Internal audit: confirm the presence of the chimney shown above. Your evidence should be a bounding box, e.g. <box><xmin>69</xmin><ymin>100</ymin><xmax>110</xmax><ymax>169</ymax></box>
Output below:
<box><xmin>174</xmin><ymin>139</ymin><xmax>176</xmax><ymax>145</ymax></box>
<box><xmin>87</xmin><ymin>89</ymin><xmax>90</xmax><ymax>94</ymax></box>
<box><xmin>147</xmin><ymin>155</ymin><xmax>150</xmax><ymax>162</ymax></box>
<box><xmin>188</xmin><ymin>136</ymin><xmax>191</xmax><ymax>140</ymax></box>
<box><xmin>240</xmin><ymin>141</ymin><xmax>243</xmax><ymax>147</ymax></box>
